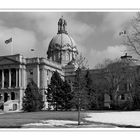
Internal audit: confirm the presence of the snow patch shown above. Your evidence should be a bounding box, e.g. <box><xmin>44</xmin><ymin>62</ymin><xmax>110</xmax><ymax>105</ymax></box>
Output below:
<box><xmin>85</xmin><ymin>111</ymin><xmax>140</xmax><ymax>126</ymax></box>
<box><xmin>23</xmin><ymin>120</ymin><xmax>78</xmax><ymax>127</ymax></box>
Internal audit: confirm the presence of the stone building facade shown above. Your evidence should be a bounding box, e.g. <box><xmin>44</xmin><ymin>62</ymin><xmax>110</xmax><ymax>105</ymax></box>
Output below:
<box><xmin>0</xmin><ymin>54</ymin><xmax>64</xmax><ymax>111</ymax></box>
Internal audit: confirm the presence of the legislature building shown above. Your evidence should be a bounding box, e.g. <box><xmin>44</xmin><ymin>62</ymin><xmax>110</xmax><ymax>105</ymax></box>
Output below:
<box><xmin>0</xmin><ymin>17</ymin><xmax>78</xmax><ymax>112</ymax></box>
<box><xmin>0</xmin><ymin>17</ymin><xmax>138</xmax><ymax>112</ymax></box>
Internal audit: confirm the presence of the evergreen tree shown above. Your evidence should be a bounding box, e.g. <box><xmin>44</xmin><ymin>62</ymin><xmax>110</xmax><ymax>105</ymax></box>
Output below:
<box><xmin>62</xmin><ymin>80</ymin><xmax>73</xmax><ymax>110</ymax></box>
<box><xmin>47</xmin><ymin>71</ymin><xmax>64</xmax><ymax>111</ymax></box>
<box><xmin>22</xmin><ymin>80</ymin><xmax>44</xmax><ymax>112</ymax></box>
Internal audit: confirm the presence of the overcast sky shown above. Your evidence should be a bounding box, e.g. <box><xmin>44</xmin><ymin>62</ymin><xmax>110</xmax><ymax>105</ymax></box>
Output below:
<box><xmin>0</xmin><ymin>12</ymin><xmax>137</xmax><ymax>68</ymax></box>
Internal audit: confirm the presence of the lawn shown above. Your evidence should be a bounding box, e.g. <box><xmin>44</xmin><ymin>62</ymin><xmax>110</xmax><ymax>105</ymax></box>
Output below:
<box><xmin>1</xmin><ymin>110</ymin><xmax>139</xmax><ymax>128</ymax></box>
<box><xmin>0</xmin><ymin>111</ymin><xmax>86</xmax><ymax>128</ymax></box>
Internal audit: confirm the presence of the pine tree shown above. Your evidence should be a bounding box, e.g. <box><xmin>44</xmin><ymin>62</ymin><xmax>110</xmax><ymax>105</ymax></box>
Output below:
<box><xmin>62</xmin><ymin>80</ymin><xmax>73</xmax><ymax>110</ymax></box>
<box><xmin>22</xmin><ymin>80</ymin><xmax>44</xmax><ymax>112</ymax></box>
<box><xmin>47</xmin><ymin>71</ymin><xmax>64</xmax><ymax>111</ymax></box>
<box><xmin>47</xmin><ymin>71</ymin><xmax>74</xmax><ymax>111</ymax></box>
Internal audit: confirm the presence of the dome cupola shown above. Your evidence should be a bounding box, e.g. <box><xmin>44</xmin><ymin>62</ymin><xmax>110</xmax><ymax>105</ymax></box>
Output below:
<box><xmin>58</xmin><ymin>16</ymin><xmax>67</xmax><ymax>34</ymax></box>
<box><xmin>47</xmin><ymin>17</ymin><xmax>78</xmax><ymax>66</ymax></box>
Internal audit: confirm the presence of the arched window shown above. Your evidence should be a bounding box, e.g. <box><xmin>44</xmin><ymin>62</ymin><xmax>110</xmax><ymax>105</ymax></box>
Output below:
<box><xmin>11</xmin><ymin>92</ymin><xmax>15</xmax><ymax>100</ymax></box>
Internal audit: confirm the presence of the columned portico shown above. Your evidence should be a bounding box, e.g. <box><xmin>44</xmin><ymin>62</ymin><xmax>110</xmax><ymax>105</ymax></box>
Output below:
<box><xmin>0</xmin><ymin>68</ymin><xmax>20</xmax><ymax>89</ymax></box>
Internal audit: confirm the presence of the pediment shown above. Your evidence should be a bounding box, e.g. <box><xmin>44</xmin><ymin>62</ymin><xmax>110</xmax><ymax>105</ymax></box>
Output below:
<box><xmin>0</xmin><ymin>57</ymin><xmax>20</xmax><ymax>65</ymax></box>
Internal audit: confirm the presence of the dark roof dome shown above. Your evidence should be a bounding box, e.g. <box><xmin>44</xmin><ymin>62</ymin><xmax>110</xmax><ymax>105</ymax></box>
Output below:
<box><xmin>47</xmin><ymin>17</ymin><xmax>78</xmax><ymax>58</ymax></box>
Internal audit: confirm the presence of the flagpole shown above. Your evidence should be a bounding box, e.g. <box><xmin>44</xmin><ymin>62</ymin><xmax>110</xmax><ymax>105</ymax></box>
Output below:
<box><xmin>5</xmin><ymin>38</ymin><xmax>13</xmax><ymax>55</ymax></box>
<box><xmin>11</xmin><ymin>41</ymin><xmax>13</xmax><ymax>55</ymax></box>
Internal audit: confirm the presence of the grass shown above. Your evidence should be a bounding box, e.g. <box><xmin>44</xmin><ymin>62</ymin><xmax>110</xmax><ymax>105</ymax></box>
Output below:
<box><xmin>0</xmin><ymin>111</ymin><xmax>86</xmax><ymax>128</ymax></box>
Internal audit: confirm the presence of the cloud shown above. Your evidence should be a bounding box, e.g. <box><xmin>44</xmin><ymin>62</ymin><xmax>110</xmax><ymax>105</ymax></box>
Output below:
<box><xmin>87</xmin><ymin>45</ymin><xmax>127</xmax><ymax>68</ymax></box>
<box><xmin>0</xmin><ymin>25</ymin><xmax>37</xmax><ymax>57</ymax></box>
<box><xmin>21</xmin><ymin>12</ymin><xmax>95</xmax><ymax>40</ymax></box>
<box><xmin>22</xmin><ymin>12</ymin><xmax>96</xmax><ymax>57</ymax></box>
<box><xmin>101</xmin><ymin>12</ymin><xmax>136</xmax><ymax>32</ymax></box>
<box><xmin>0</xmin><ymin>12</ymin><xmax>129</xmax><ymax>69</ymax></box>
<box><xmin>22</xmin><ymin>12</ymin><xmax>62</xmax><ymax>37</ymax></box>
<box><xmin>67</xmin><ymin>19</ymin><xmax>96</xmax><ymax>44</ymax></box>
<box><xmin>21</xmin><ymin>12</ymin><xmax>126</xmax><ymax>66</ymax></box>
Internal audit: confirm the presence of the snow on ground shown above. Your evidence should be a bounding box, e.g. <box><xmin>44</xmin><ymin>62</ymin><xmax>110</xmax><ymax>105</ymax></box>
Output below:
<box><xmin>23</xmin><ymin>120</ymin><xmax>78</xmax><ymax>127</ymax></box>
<box><xmin>22</xmin><ymin>111</ymin><xmax>140</xmax><ymax>128</ymax></box>
<box><xmin>85</xmin><ymin>111</ymin><xmax>140</xmax><ymax>127</ymax></box>
<box><xmin>22</xmin><ymin>119</ymin><xmax>115</xmax><ymax>128</ymax></box>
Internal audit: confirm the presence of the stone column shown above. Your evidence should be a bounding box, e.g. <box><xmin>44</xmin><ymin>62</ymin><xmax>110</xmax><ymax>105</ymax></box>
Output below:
<box><xmin>8</xmin><ymin>93</ymin><xmax>11</xmax><ymax>100</ymax></box>
<box><xmin>16</xmin><ymin>69</ymin><xmax>18</xmax><ymax>87</ymax></box>
<box><xmin>40</xmin><ymin>68</ymin><xmax>44</xmax><ymax>89</ymax></box>
<box><xmin>21</xmin><ymin>68</ymin><xmax>26</xmax><ymax>88</ymax></box>
<box><xmin>19</xmin><ymin>68</ymin><xmax>21</xmax><ymax>87</ymax></box>
<box><xmin>47</xmin><ymin>70</ymin><xmax>49</xmax><ymax>87</ymax></box>
<box><xmin>36</xmin><ymin>64</ymin><xmax>40</xmax><ymax>88</ymax></box>
<box><xmin>2</xmin><ymin>69</ymin><xmax>4</xmax><ymax>88</ymax></box>
<box><xmin>1</xmin><ymin>94</ymin><xmax>3</xmax><ymax>101</ymax></box>
<box><xmin>9</xmin><ymin>69</ymin><xmax>11</xmax><ymax>88</ymax></box>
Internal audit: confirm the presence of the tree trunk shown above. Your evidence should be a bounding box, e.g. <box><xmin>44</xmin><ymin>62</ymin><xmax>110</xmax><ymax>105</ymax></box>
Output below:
<box><xmin>78</xmin><ymin>97</ymin><xmax>81</xmax><ymax>125</ymax></box>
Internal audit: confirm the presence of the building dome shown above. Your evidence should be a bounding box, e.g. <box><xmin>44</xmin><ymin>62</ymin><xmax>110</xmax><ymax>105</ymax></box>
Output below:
<box><xmin>48</xmin><ymin>33</ymin><xmax>77</xmax><ymax>51</ymax></box>
<box><xmin>47</xmin><ymin>17</ymin><xmax>78</xmax><ymax>66</ymax></box>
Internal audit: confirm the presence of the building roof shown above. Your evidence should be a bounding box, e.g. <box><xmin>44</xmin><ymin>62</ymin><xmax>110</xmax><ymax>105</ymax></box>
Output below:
<box><xmin>48</xmin><ymin>33</ymin><xmax>77</xmax><ymax>51</ymax></box>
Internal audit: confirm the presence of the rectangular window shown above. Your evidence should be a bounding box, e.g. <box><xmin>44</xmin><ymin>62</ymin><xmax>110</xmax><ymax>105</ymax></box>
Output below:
<box><xmin>29</xmin><ymin>69</ymin><xmax>33</xmax><ymax>75</ymax></box>
<box><xmin>120</xmin><ymin>94</ymin><xmax>125</xmax><ymax>100</ymax></box>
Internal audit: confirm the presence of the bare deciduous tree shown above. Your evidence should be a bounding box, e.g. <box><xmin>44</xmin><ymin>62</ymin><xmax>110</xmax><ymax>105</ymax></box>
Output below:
<box><xmin>75</xmin><ymin>53</ymin><xmax>89</xmax><ymax>69</ymax></box>
<box><xmin>72</xmin><ymin>53</ymin><xmax>89</xmax><ymax>125</ymax></box>
<box><xmin>97</xmin><ymin>58</ymin><xmax>136</xmax><ymax>109</ymax></box>
<box><xmin>122</xmin><ymin>13</ymin><xmax>140</xmax><ymax>56</ymax></box>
